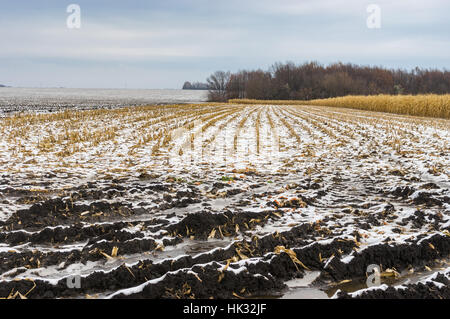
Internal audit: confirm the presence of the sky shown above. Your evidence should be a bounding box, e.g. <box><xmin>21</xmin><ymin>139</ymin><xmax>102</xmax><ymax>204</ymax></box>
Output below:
<box><xmin>0</xmin><ymin>0</ymin><xmax>449</xmax><ymax>89</ymax></box>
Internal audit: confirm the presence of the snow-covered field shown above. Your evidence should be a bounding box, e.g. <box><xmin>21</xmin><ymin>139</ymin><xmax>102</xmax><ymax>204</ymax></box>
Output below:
<box><xmin>0</xmin><ymin>88</ymin><xmax>208</xmax><ymax>114</ymax></box>
<box><xmin>0</xmin><ymin>103</ymin><xmax>449</xmax><ymax>299</ymax></box>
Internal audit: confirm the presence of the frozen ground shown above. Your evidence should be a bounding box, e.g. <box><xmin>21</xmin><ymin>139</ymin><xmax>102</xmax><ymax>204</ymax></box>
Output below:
<box><xmin>0</xmin><ymin>103</ymin><xmax>448</xmax><ymax>299</ymax></box>
<box><xmin>0</xmin><ymin>88</ymin><xmax>208</xmax><ymax>114</ymax></box>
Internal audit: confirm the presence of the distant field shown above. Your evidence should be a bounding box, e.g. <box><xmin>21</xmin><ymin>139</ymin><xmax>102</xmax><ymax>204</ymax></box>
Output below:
<box><xmin>0</xmin><ymin>103</ymin><xmax>449</xmax><ymax>299</ymax></box>
<box><xmin>230</xmin><ymin>94</ymin><xmax>450</xmax><ymax>119</ymax></box>
<box><xmin>0</xmin><ymin>88</ymin><xmax>208</xmax><ymax>114</ymax></box>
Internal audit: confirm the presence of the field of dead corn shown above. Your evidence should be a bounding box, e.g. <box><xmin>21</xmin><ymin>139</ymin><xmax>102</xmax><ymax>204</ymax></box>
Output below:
<box><xmin>0</xmin><ymin>103</ymin><xmax>449</xmax><ymax>299</ymax></box>
<box><xmin>231</xmin><ymin>94</ymin><xmax>450</xmax><ymax>119</ymax></box>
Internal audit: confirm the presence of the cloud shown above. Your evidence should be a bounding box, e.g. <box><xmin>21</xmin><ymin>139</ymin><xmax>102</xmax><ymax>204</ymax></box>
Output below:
<box><xmin>0</xmin><ymin>22</ymin><xmax>242</xmax><ymax>60</ymax></box>
<box><xmin>0</xmin><ymin>0</ymin><xmax>448</xmax><ymax>88</ymax></box>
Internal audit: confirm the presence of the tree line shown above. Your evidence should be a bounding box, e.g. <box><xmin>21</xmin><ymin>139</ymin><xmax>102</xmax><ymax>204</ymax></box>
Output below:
<box><xmin>206</xmin><ymin>62</ymin><xmax>450</xmax><ymax>102</ymax></box>
<box><xmin>182</xmin><ymin>81</ymin><xmax>210</xmax><ymax>90</ymax></box>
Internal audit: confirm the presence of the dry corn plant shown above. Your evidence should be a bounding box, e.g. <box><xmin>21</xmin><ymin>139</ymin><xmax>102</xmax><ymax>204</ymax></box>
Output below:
<box><xmin>230</xmin><ymin>94</ymin><xmax>450</xmax><ymax>119</ymax></box>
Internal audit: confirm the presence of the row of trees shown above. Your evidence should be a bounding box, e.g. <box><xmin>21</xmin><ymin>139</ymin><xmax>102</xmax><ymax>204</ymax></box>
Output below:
<box><xmin>206</xmin><ymin>62</ymin><xmax>450</xmax><ymax>102</ymax></box>
<box><xmin>182</xmin><ymin>81</ymin><xmax>210</xmax><ymax>90</ymax></box>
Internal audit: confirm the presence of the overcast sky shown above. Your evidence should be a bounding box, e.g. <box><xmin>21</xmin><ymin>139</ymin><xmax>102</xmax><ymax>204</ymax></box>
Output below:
<box><xmin>1</xmin><ymin>0</ymin><xmax>449</xmax><ymax>89</ymax></box>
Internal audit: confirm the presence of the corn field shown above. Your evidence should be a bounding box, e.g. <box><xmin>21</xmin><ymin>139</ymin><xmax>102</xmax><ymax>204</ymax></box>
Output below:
<box><xmin>230</xmin><ymin>94</ymin><xmax>450</xmax><ymax>119</ymax></box>
<box><xmin>0</xmin><ymin>102</ymin><xmax>449</xmax><ymax>299</ymax></box>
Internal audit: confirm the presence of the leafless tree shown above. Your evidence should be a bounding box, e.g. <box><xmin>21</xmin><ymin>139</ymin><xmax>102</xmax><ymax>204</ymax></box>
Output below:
<box><xmin>207</xmin><ymin>71</ymin><xmax>231</xmax><ymax>102</ymax></box>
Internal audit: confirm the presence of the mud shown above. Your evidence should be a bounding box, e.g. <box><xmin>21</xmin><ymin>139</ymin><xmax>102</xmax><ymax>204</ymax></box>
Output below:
<box><xmin>336</xmin><ymin>269</ymin><xmax>450</xmax><ymax>299</ymax></box>
<box><xmin>3</xmin><ymin>171</ymin><xmax>447</xmax><ymax>299</ymax></box>
<box><xmin>320</xmin><ymin>234</ymin><xmax>450</xmax><ymax>282</ymax></box>
<box><xmin>0</xmin><ymin>103</ymin><xmax>449</xmax><ymax>299</ymax></box>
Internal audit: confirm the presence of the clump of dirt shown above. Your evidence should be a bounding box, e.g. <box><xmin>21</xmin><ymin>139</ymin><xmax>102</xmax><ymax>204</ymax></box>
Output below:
<box><xmin>0</xmin><ymin>236</ymin><xmax>159</xmax><ymax>273</ymax></box>
<box><xmin>401</xmin><ymin>210</ymin><xmax>428</xmax><ymax>229</ymax></box>
<box><xmin>420</xmin><ymin>183</ymin><xmax>440</xmax><ymax>190</ymax></box>
<box><xmin>337</xmin><ymin>271</ymin><xmax>450</xmax><ymax>299</ymax></box>
<box><xmin>390</xmin><ymin>186</ymin><xmax>415</xmax><ymax>198</ymax></box>
<box><xmin>320</xmin><ymin>234</ymin><xmax>450</xmax><ymax>282</ymax></box>
<box><xmin>113</xmin><ymin>252</ymin><xmax>306</xmax><ymax>299</ymax></box>
<box><xmin>412</xmin><ymin>192</ymin><xmax>446</xmax><ymax>207</ymax></box>
<box><xmin>0</xmin><ymin>216</ymin><xmax>172</xmax><ymax>246</ymax></box>
<box><xmin>166</xmin><ymin>210</ymin><xmax>279</xmax><ymax>240</ymax></box>
<box><xmin>2</xmin><ymin>198</ymin><xmax>136</xmax><ymax>230</ymax></box>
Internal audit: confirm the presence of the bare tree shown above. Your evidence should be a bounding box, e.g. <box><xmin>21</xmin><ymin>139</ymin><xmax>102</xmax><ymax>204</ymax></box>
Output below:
<box><xmin>207</xmin><ymin>71</ymin><xmax>231</xmax><ymax>102</ymax></box>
